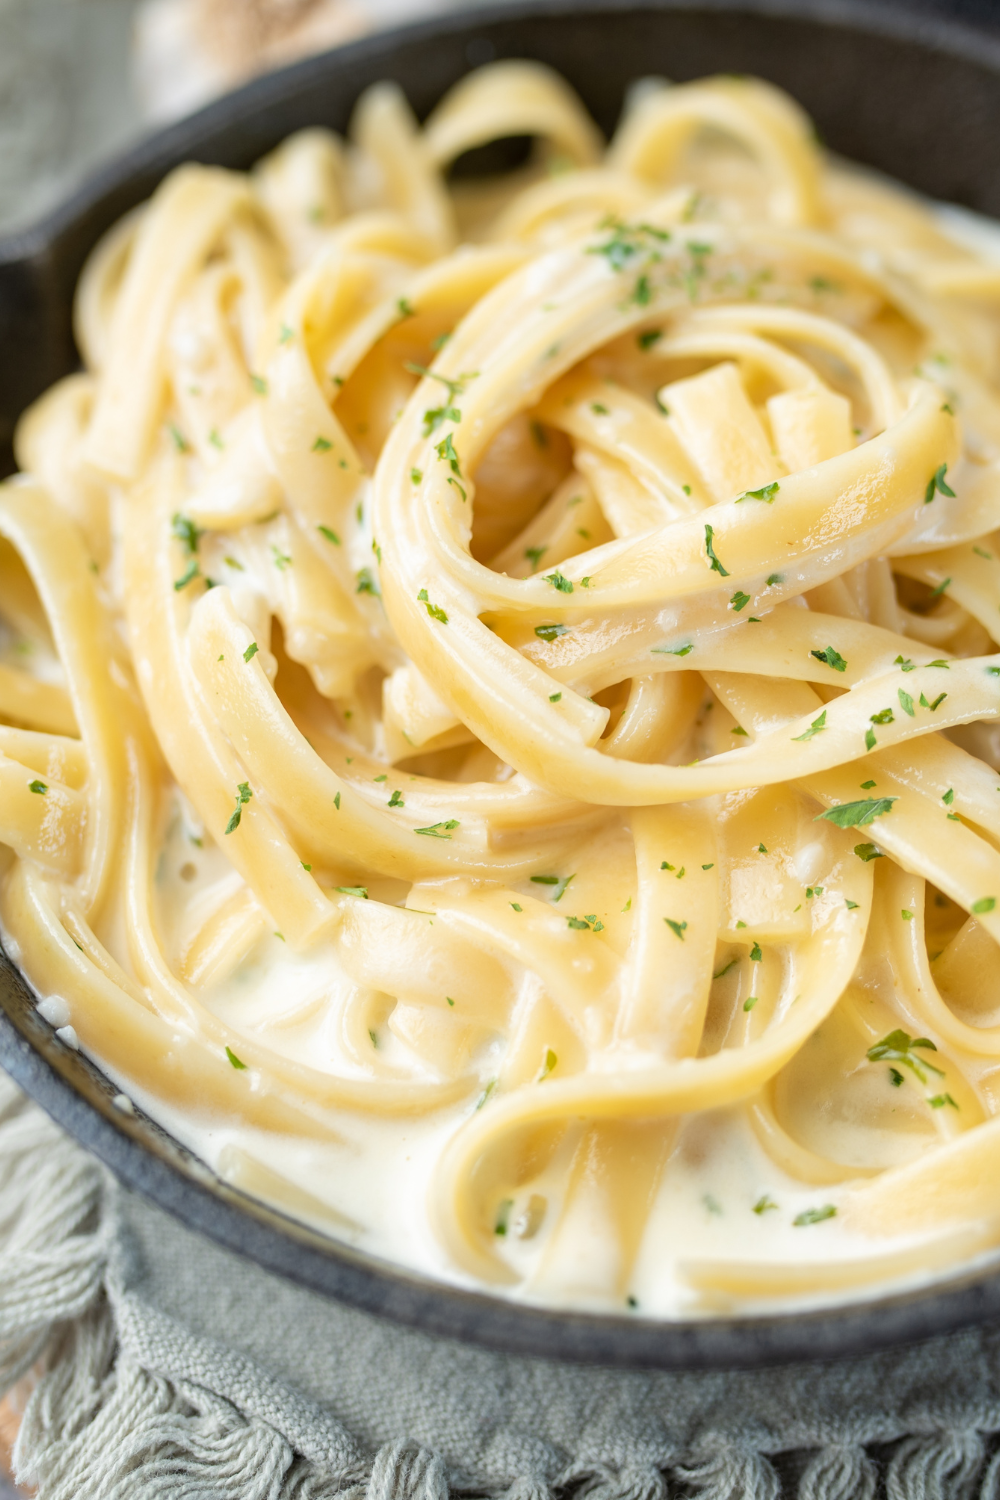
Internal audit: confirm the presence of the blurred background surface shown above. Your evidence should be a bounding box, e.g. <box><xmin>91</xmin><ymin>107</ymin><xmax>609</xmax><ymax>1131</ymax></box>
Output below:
<box><xmin>0</xmin><ymin>0</ymin><xmax>468</xmax><ymax>236</ymax></box>
<box><xmin>2</xmin><ymin>0</ymin><xmax>1000</xmax><ymax>239</ymax></box>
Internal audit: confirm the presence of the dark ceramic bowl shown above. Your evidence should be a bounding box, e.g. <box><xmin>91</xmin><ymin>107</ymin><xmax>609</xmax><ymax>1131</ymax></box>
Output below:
<box><xmin>4</xmin><ymin>0</ymin><xmax>1000</xmax><ymax>1370</ymax></box>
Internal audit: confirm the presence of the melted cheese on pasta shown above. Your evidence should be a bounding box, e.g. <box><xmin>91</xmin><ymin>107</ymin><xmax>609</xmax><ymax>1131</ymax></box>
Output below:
<box><xmin>6</xmin><ymin>64</ymin><xmax>1000</xmax><ymax>1315</ymax></box>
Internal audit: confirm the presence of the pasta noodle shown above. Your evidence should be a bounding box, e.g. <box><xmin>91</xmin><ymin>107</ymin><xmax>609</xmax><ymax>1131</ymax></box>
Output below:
<box><xmin>6</xmin><ymin>62</ymin><xmax>1000</xmax><ymax>1314</ymax></box>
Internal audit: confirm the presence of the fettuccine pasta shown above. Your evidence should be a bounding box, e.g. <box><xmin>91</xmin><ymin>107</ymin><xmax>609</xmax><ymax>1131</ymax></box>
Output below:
<box><xmin>6</xmin><ymin>64</ymin><xmax>1000</xmax><ymax>1315</ymax></box>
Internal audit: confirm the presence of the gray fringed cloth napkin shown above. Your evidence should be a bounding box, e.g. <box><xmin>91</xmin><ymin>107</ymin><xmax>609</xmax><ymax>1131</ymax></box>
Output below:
<box><xmin>4</xmin><ymin>1075</ymin><xmax>1000</xmax><ymax>1498</ymax></box>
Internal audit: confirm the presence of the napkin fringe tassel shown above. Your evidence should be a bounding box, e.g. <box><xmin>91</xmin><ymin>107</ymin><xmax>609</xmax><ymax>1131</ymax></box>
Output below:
<box><xmin>0</xmin><ymin>1075</ymin><xmax>997</xmax><ymax>1499</ymax></box>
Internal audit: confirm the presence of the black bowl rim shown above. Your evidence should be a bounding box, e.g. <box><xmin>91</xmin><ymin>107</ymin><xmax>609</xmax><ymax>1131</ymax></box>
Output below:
<box><xmin>4</xmin><ymin>0</ymin><xmax>1000</xmax><ymax>1371</ymax></box>
<box><xmin>5</xmin><ymin>0</ymin><xmax>1000</xmax><ymax>266</ymax></box>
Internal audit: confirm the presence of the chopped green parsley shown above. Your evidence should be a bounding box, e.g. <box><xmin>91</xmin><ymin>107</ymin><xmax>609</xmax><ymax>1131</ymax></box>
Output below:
<box><xmin>172</xmin><ymin>512</ymin><xmax>202</xmax><ymax>555</ymax></box>
<box><xmin>704</xmin><ymin>523</ymin><xmax>730</xmax><ymax>577</ymax></box>
<box><xmin>867</xmin><ymin>1029</ymin><xmax>942</xmax><ymax>1085</ymax></box>
<box><xmin>416</xmin><ymin>588</ymin><xmax>448</xmax><ymax>624</ymax></box>
<box><xmin>924</xmin><ymin>463</ymin><xmax>955</xmax><ymax>504</ymax></box>
<box><xmin>794</xmin><ymin>1206</ymin><xmax>836</xmax><ymax>1226</ymax></box>
<box><xmin>818</xmin><ymin>797</ymin><xmax>896</xmax><ymax>828</ymax></box>
<box><xmin>735</xmin><ymin>481</ymin><xmax>779</xmax><ymax>504</ymax></box>
<box><xmin>224</xmin><ymin>782</ymin><xmax>252</xmax><ymax>835</ymax></box>
<box><xmin>793</xmin><ymin>709</ymin><xmax>827</xmax><ymax>742</ymax></box>
<box><xmin>811</xmin><ymin>646</ymin><xmax>847</xmax><ymax>673</ymax></box>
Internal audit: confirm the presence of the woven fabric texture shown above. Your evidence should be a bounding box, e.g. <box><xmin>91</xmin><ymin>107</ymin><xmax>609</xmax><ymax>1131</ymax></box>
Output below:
<box><xmin>3</xmin><ymin>1073</ymin><xmax>1000</xmax><ymax>1498</ymax></box>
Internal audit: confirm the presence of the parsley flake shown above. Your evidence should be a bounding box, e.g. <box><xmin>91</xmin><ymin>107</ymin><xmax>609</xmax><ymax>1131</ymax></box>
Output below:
<box><xmin>664</xmin><ymin>918</ymin><xmax>687</xmax><ymax>940</ymax></box>
<box><xmin>794</xmin><ymin>1205</ymin><xmax>836</xmax><ymax>1226</ymax></box>
<box><xmin>924</xmin><ymin>463</ymin><xmax>956</xmax><ymax>504</ymax></box>
<box><xmin>28</xmin><ymin>779</ymin><xmax>47</xmax><ymax>795</ymax></box>
<box><xmin>224</xmin><ymin>782</ymin><xmax>252</xmax><ymax>835</ymax></box>
<box><xmin>972</xmin><ymin>896</ymin><xmax>997</xmax><ymax>914</ymax></box>
<box><xmin>243</xmin><ymin>642</ymin><xmax>258</xmax><ymax>664</ymax></box>
<box><xmin>545</xmin><ymin>570</ymin><xmax>574</xmax><ymax>593</ymax></box>
<box><xmin>405</xmin><ymin>363</ymin><xmax>477</xmax><ymax>402</ymax></box>
<box><xmin>422</xmin><ymin>404</ymin><xmax>461</xmax><ymax>436</ymax></box>
<box><xmin>225</xmin><ymin>1047</ymin><xmax>247</xmax><ymax>1070</ymax></box>
<box><xmin>730</xmin><ymin>590</ymin><xmax>751</xmax><ymax>612</ymax></box>
<box><xmin>435</xmin><ymin>432</ymin><xmax>462</xmax><ymax>477</ymax></box>
<box><xmin>793</xmin><ymin>709</ymin><xmax>827</xmax><ymax>741</ymax></box>
<box><xmin>817</xmin><ymin>797</ymin><xmax>896</xmax><ymax>828</ymax></box>
<box><xmin>172</xmin><ymin>512</ymin><xmax>202</xmax><ymax>554</ymax></box>
<box><xmin>811</xmin><ymin>646</ymin><xmax>847</xmax><ymax>673</ymax></box>
<box><xmin>535</xmin><ymin>623</ymin><xmax>569</xmax><ymax>642</ymax></box>
<box><xmin>415</xmin><ymin>820</ymin><xmax>459</xmax><ymax>838</ymax></box>
<box><xmin>416</xmin><ymin>588</ymin><xmax>448</xmax><ymax>623</ymax></box>
<box><xmin>867</xmin><ymin>1029</ymin><xmax>943</xmax><ymax>1085</ymax></box>
<box><xmin>704</xmin><ymin>524</ymin><xmax>730</xmax><ymax>577</ymax></box>
<box><xmin>735</xmin><ymin>481</ymin><xmax>779</xmax><ymax>504</ymax></box>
